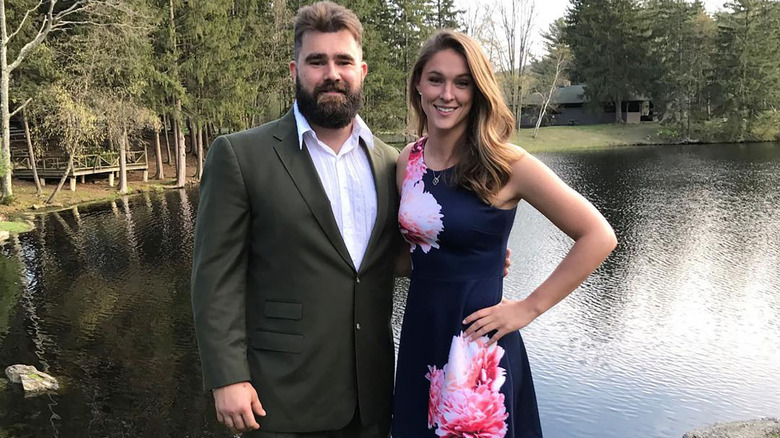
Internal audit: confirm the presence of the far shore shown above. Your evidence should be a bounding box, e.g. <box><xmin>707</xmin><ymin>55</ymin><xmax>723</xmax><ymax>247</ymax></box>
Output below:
<box><xmin>1</xmin><ymin>123</ymin><xmax>777</xmax><ymax>222</ymax></box>
<box><xmin>510</xmin><ymin>122</ymin><xmax>779</xmax><ymax>153</ymax></box>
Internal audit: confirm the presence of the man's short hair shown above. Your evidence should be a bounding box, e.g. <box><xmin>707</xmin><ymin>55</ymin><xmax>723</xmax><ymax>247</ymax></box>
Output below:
<box><xmin>293</xmin><ymin>1</ymin><xmax>364</xmax><ymax>62</ymax></box>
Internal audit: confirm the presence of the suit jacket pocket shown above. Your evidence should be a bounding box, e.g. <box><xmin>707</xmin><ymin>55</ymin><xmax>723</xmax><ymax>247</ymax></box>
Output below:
<box><xmin>264</xmin><ymin>300</ymin><xmax>303</xmax><ymax>320</ymax></box>
<box><xmin>250</xmin><ymin>330</ymin><xmax>303</xmax><ymax>354</ymax></box>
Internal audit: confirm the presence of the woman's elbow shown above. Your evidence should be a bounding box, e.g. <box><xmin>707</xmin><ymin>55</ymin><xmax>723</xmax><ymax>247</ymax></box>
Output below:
<box><xmin>601</xmin><ymin>223</ymin><xmax>618</xmax><ymax>255</ymax></box>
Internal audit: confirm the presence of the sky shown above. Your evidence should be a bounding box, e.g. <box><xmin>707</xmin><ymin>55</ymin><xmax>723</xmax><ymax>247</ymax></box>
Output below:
<box><xmin>455</xmin><ymin>0</ymin><xmax>731</xmax><ymax>57</ymax></box>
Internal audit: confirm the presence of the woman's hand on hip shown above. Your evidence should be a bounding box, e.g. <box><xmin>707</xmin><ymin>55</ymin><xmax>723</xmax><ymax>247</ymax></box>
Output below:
<box><xmin>462</xmin><ymin>299</ymin><xmax>540</xmax><ymax>345</ymax></box>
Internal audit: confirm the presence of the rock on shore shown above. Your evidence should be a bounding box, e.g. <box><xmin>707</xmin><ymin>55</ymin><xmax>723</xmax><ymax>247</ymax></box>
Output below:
<box><xmin>683</xmin><ymin>418</ymin><xmax>780</xmax><ymax>438</ymax></box>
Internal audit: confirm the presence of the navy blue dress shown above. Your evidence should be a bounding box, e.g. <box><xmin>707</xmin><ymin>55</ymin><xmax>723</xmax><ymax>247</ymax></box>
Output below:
<box><xmin>393</xmin><ymin>137</ymin><xmax>542</xmax><ymax>438</ymax></box>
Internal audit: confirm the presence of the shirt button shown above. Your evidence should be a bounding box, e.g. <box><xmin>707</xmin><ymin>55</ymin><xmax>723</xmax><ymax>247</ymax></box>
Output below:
<box><xmin>356</xmin><ymin>323</ymin><xmax>361</xmax><ymax>331</ymax></box>
<box><xmin>356</xmin><ymin>276</ymin><xmax>360</xmax><ymax>283</ymax></box>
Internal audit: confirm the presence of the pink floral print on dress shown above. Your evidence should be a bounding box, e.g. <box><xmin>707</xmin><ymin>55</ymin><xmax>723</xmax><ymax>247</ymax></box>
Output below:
<box><xmin>425</xmin><ymin>333</ymin><xmax>509</xmax><ymax>438</ymax></box>
<box><xmin>399</xmin><ymin>138</ymin><xmax>444</xmax><ymax>254</ymax></box>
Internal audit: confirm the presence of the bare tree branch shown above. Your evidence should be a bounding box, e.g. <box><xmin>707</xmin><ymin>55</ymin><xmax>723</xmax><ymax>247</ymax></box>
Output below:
<box><xmin>7</xmin><ymin>0</ymin><xmax>56</xmax><ymax>72</ymax></box>
<box><xmin>6</xmin><ymin>0</ymin><xmax>44</xmax><ymax>44</ymax></box>
<box><xmin>53</xmin><ymin>20</ymin><xmax>145</xmax><ymax>30</ymax></box>
<box><xmin>9</xmin><ymin>98</ymin><xmax>32</xmax><ymax>118</ymax></box>
<box><xmin>52</xmin><ymin>0</ymin><xmax>90</xmax><ymax>21</ymax></box>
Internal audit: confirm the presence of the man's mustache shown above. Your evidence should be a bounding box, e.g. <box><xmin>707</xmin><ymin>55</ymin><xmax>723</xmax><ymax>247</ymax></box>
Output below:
<box><xmin>314</xmin><ymin>80</ymin><xmax>349</xmax><ymax>96</ymax></box>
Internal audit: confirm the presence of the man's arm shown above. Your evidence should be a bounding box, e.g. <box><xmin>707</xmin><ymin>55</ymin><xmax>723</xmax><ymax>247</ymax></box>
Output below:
<box><xmin>191</xmin><ymin>135</ymin><xmax>252</xmax><ymax>390</ymax></box>
<box><xmin>191</xmin><ymin>136</ymin><xmax>266</xmax><ymax>432</ymax></box>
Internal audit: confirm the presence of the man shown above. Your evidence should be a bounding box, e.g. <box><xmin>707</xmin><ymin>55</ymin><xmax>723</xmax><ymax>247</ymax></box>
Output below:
<box><xmin>191</xmin><ymin>2</ymin><xmax>399</xmax><ymax>436</ymax></box>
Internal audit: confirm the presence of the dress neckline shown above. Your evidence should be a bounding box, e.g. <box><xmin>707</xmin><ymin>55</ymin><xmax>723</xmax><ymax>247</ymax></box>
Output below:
<box><xmin>419</xmin><ymin>137</ymin><xmax>457</xmax><ymax>172</ymax></box>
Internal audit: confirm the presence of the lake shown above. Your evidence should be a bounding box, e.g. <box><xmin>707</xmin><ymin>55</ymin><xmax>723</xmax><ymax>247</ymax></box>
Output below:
<box><xmin>1</xmin><ymin>142</ymin><xmax>778</xmax><ymax>437</ymax></box>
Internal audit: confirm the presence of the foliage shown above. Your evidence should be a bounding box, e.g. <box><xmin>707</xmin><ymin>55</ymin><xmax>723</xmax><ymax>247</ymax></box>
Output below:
<box><xmin>565</xmin><ymin>0</ymin><xmax>651</xmax><ymax>123</ymax></box>
<box><xmin>713</xmin><ymin>0</ymin><xmax>780</xmax><ymax>139</ymax></box>
<box><xmin>645</xmin><ymin>0</ymin><xmax>716</xmax><ymax>139</ymax></box>
<box><xmin>28</xmin><ymin>84</ymin><xmax>101</xmax><ymax>156</ymax></box>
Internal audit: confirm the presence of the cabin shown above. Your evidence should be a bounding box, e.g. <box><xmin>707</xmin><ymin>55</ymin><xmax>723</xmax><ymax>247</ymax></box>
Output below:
<box><xmin>522</xmin><ymin>84</ymin><xmax>653</xmax><ymax>127</ymax></box>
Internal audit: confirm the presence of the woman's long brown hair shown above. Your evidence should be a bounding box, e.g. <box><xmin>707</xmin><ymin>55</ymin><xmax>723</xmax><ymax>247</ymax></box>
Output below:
<box><xmin>408</xmin><ymin>30</ymin><xmax>521</xmax><ymax>204</ymax></box>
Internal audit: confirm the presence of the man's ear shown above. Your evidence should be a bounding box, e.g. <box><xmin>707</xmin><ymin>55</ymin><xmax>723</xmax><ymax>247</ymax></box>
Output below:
<box><xmin>361</xmin><ymin>61</ymin><xmax>368</xmax><ymax>79</ymax></box>
<box><xmin>289</xmin><ymin>61</ymin><xmax>297</xmax><ymax>84</ymax></box>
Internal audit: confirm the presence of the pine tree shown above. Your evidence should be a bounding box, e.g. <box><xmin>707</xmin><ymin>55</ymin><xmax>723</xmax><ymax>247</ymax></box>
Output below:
<box><xmin>565</xmin><ymin>0</ymin><xmax>651</xmax><ymax>123</ymax></box>
<box><xmin>714</xmin><ymin>0</ymin><xmax>780</xmax><ymax>139</ymax></box>
<box><xmin>646</xmin><ymin>0</ymin><xmax>716</xmax><ymax>139</ymax></box>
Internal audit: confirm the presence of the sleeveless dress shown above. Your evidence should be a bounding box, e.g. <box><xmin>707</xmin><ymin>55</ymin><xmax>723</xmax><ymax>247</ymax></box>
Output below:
<box><xmin>392</xmin><ymin>137</ymin><xmax>543</xmax><ymax>438</ymax></box>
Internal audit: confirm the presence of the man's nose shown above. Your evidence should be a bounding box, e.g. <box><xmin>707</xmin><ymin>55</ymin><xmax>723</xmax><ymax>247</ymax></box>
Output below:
<box><xmin>324</xmin><ymin>61</ymin><xmax>341</xmax><ymax>81</ymax></box>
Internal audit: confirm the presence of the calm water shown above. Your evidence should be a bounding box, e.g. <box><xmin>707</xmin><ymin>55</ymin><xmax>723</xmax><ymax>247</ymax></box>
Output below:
<box><xmin>1</xmin><ymin>142</ymin><xmax>778</xmax><ymax>438</ymax></box>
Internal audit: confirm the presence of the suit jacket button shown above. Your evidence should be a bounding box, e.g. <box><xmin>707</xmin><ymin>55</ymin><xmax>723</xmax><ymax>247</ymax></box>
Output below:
<box><xmin>356</xmin><ymin>323</ymin><xmax>361</xmax><ymax>331</ymax></box>
<box><xmin>356</xmin><ymin>276</ymin><xmax>361</xmax><ymax>283</ymax></box>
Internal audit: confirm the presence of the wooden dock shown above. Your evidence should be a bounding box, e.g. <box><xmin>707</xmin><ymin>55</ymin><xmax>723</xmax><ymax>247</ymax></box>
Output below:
<box><xmin>9</xmin><ymin>126</ymin><xmax>149</xmax><ymax>190</ymax></box>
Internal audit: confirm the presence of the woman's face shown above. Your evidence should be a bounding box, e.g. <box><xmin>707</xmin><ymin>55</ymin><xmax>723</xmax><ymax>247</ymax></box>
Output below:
<box><xmin>416</xmin><ymin>48</ymin><xmax>474</xmax><ymax>136</ymax></box>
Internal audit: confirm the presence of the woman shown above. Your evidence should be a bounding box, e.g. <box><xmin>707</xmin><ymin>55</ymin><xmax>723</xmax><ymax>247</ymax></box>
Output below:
<box><xmin>392</xmin><ymin>30</ymin><xmax>617</xmax><ymax>438</ymax></box>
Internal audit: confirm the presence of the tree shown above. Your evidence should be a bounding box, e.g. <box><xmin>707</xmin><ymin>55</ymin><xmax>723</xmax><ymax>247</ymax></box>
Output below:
<box><xmin>713</xmin><ymin>0</ymin><xmax>780</xmax><ymax>139</ymax></box>
<box><xmin>497</xmin><ymin>0</ymin><xmax>536</xmax><ymax>130</ymax></box>
<box><xmin>0</xmin><ymin>0</ymin><xmax>121</xmax><ymax>200</ymax></box>
<box><xmin>646</xmin><ymin>0</ymin><xmax>715</xmax><ymax>139</ymax></box>
<box><xmin>565</xmin><ymin>0</ymin><xmax>650</xmax><ymax>123</ymax></box>
<box><xmin>28</xmin><ymin>84</ymin><xmax>100</xmax><ymax>204</ymax></box>
<box><xmin>532</xmin><ymin>18</ymin><xmax>571</xmax><ymax>137</ymax></box>
<box><xmin>57</xmin><ymin>0</ymin><xmax>159</xmax><ymax>195</ymax></box>
<box><xmin>384</xmin><ymin>0</ymin><xmax>435</xmax><ymax>125</ymax></box>
<box><xmin>428</xmin><ymin>0</ymin><xmax>462</xmax><ymax>30</ymax></box>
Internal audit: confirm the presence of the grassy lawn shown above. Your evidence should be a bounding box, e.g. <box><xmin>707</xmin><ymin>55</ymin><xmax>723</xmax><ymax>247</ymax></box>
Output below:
<box><xmin>511</xmin><ymin>122</ymin><xmax>666</xmax><ymax>152</ymax></box>
<box><xmin>0</xmin><ymin>221</ymin><xmax>32</xmax><ymax>233</ymax></box>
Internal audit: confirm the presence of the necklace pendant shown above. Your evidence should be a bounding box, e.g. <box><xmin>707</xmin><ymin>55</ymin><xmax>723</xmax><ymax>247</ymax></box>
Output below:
<box><xmin>432</xmin><ymin>175</ymin><xmax>440</xmax><ymax>185</ymax></box>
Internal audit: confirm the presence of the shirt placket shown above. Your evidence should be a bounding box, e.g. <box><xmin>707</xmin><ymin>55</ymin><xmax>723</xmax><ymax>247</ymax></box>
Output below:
<box><xmin>338</xmin><ymin>154</ymin><xmax>357</xmax><ymax>266</ymax></box>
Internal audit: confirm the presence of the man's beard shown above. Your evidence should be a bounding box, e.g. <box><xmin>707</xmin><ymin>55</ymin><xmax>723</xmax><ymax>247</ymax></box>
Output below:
<box><xmin>296</xmin><ymin>76</ymin><xmax>363</xmax><ymax>129</ymax></box>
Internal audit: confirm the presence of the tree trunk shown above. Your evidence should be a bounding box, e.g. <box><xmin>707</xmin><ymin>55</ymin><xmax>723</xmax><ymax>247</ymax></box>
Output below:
<box><xmin>22</xmin><ymin>107</ymin><xmax>42</xmax><ymax>195</ymax></box>
<box><xmin>172</xmin><ymin>115</ymin><xmax>180</xmax><ymax>170</ymax></box>
<box><xmin>189</xmin><ymin>118</ymin><xmax>197</xmax><ymax>156</ymax></box>
<box><xmin>118</xmin><ymin>128</ymin><xmax>128</xmax><ymax>194</ymax></box>
<box><xmin>154</xmin><ymin>127</ymin><xmax>164</xmax><ymax>179</ymax></box>
<box><xmin>534</xmin><ymin>57</ymin><xmax>564</xmax><ymax>139</ymax></box>
<box><xmin>46</xmin><ymin>154</ymin><xmax>73</xmax><ymax>204</ymax></box>
<box><xmin>0</xmin><ymin>2</ymin><xmax>12</xmax><ymax>199</ymax></box>
<box><xmin>175</xmin><ymin>99</ymin><xmax>186</xmax><ymax>188</ymax></box>
<box><xmin>615</xmin><ymin>95</ymin><xmax>623</xmax><ymax>124</ymax></box>
<box><xmin>162</xmin><ymin>113</ymin><xmax>171</xmax><ymax>164</ymax></box>
<box><xmin>196</xmin><ymin>124</ymin><xmax>203</xmax><ymax>179</ymax></box>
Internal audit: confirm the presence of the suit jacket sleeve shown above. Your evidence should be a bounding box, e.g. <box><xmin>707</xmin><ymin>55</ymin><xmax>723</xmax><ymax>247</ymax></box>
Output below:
<box><xmin>191</xmin><ymin>135</ymin><xmax>251</xmax><ymax>390</ymax></box>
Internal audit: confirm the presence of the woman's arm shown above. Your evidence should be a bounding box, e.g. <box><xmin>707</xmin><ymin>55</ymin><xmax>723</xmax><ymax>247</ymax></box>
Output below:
<box><xmin>464</xmin><ymin>152</ymin><xmax>617</xmax><ymax>344</ymax></box>
<box><xmin>394</xmin><ymin>143</ymin><xmax>414</xmax><ymax>277</ymax></box>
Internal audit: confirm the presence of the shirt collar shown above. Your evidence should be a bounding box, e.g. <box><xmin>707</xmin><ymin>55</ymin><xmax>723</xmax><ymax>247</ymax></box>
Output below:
<box><xmin>293</xmin><ymin>101</ymin><xmax>374</xmax><ymax>151</ymax></box>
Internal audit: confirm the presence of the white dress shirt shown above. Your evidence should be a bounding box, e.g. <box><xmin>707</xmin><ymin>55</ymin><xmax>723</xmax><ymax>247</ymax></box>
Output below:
<box><xmin>293</xmin><ymin>102</ymin><xmax>377</xmax><ymax>270</ymax></box>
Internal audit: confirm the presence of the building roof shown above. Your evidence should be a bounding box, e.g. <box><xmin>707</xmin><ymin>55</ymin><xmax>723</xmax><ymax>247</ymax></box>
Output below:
<box><xmin>525</xmin><ymin>84</ymin><xmax>648</xmax><ymax>105</ymax></box>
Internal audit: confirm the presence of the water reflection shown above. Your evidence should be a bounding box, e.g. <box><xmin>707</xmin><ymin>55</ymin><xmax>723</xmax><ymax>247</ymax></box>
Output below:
<box><xmin>504</xmin><ymin>143</ymin><xmax>780</xmax><ymax>437</ymax></box>
<box><xmin>0</xmin><ymin>142</ymin><xmax>777</xmax><ymax>438</ymax></box>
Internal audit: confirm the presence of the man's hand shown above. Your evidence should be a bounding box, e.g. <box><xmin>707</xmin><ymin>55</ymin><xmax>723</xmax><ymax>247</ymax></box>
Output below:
<box><xmin>504</xmin><ymin>247</ymin><xmax>512</xmax><ymax>277</ymax></box>
<box><xmin>213</xmin><ymin>381</ymin><xmax>266</xmax><ymax>433</ymax></box>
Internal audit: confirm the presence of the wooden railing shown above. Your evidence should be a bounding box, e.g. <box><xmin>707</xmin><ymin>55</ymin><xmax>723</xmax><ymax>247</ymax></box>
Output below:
<box><xmin>12</xmin><ymin>149</ymin><xmax>148</xmax><ymax>174</ymax></box>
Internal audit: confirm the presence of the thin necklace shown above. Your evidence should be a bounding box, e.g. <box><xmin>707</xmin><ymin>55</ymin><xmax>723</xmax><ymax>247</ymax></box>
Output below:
<box><xmin>425</xmin><ymin>141</ymin><xmax>453</xmax><ymax>186</ymax></box>
<box><xmin>431</xmin><ymin>169</ymin><xmax>443</xmax><ymax>186</ymax></box>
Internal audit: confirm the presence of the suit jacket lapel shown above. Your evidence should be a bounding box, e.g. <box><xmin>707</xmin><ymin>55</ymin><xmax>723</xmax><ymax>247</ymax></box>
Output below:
<box><xmin>271</xmin><ymin>110</ymin><xmax>356</xmax><ymax>272</ymax></box>
<box><xmin>360</xmin><ymin>137</ymin><xmax>390</xmax><ymax>275</ymax></box>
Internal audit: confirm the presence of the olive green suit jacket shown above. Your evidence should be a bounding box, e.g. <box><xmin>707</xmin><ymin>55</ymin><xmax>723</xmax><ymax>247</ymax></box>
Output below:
<box><xmin>191</xmin><ymin>110</ymin><xmax>400</xmax><ymax>432</ymax></box>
